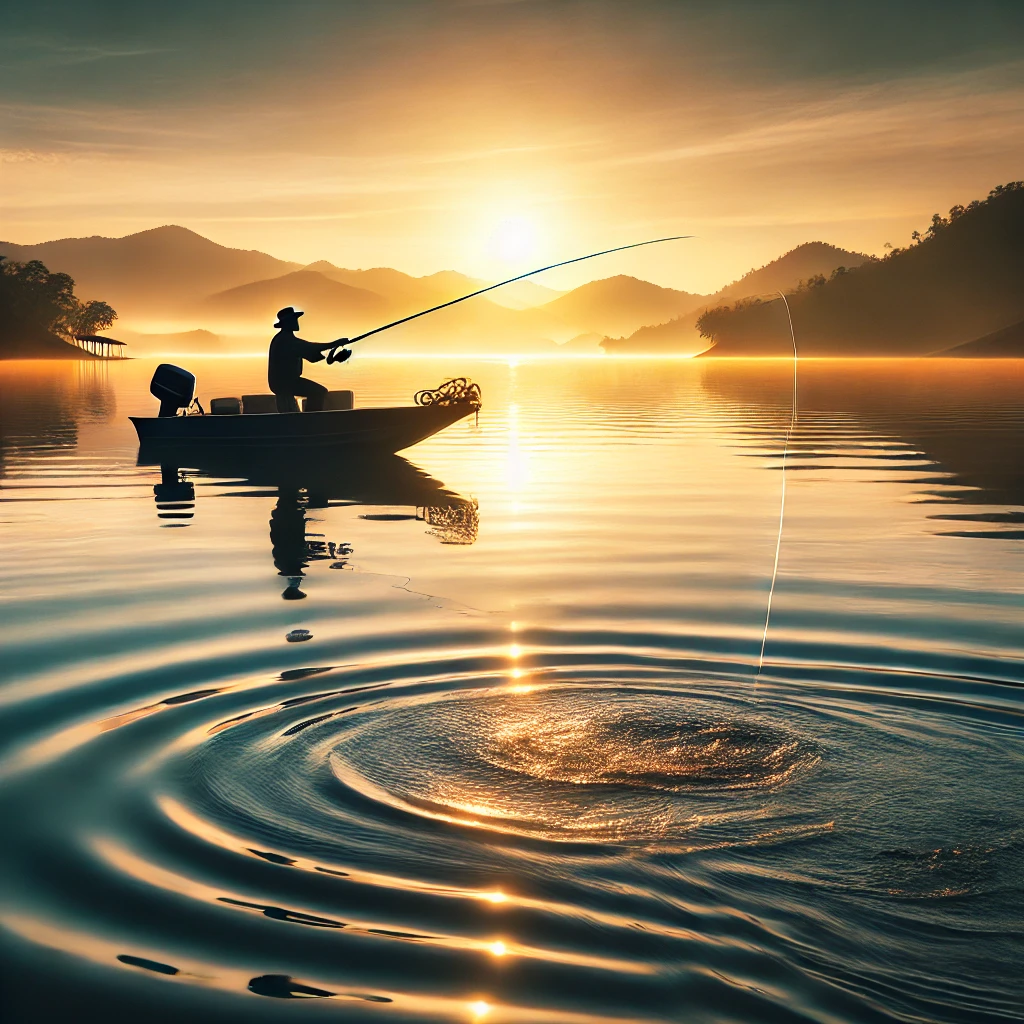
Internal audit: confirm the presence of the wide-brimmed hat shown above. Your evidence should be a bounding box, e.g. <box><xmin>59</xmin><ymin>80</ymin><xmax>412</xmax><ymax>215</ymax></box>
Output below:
<box><xmin>274</xmin><ymin>306</ymin><xmax>304</xmax><ymax>328</ymax></box>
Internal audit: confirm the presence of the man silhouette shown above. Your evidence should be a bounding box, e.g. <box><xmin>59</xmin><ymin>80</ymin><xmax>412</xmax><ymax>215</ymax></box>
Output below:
<box><xmin>268</xmin><ymin>306</ymin><xmax>350</xmax><ymax>412</ymax></box>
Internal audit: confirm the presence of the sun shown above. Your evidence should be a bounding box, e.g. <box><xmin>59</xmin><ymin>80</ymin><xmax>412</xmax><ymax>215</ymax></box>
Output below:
<box><xmin>488</xmin><ymin>215</ymin><xmax>539</xmax><ymax>264</ymax></box>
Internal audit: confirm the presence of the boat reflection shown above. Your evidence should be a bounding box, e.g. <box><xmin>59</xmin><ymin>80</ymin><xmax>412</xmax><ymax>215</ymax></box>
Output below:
<box><xmin>139</xmin><ymin>444</ymin><xmax>479</xmax><ymax>598</ymax></box>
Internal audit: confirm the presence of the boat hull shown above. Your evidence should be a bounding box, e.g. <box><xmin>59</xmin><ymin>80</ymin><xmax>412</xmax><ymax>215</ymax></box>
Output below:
<box><xmin>130</xmin><ymin>403</ymin><xmax>474</xmax><ymax>453</ymax></box>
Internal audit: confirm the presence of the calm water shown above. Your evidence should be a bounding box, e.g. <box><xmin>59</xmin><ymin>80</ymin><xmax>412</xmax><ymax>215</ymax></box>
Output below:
<box><xmin>1</xmin><ymin>356</ymin><xmax>1022</xmax><ymax>1023</ymax></box>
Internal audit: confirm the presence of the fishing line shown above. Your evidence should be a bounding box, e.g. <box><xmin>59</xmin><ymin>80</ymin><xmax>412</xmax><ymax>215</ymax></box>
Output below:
<box><xmin>327</xmin><ymin>235</ymin><xmax>693</xmax><ymax>360</ymax></box>
<box><xmin>755</xmin><ymin>292</ymin><xmax>798</xmax><ymax>680</ymax></box>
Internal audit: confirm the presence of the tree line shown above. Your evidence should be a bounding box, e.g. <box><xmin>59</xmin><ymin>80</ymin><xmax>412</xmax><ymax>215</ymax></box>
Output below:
<box><xmin>0</xmin><ymin>256</ymin><xmax>117</xmax><ymax>340</ymax></box>
<box><xmin>695</xmin><ymin>181</ymin><xmax>1023</xmax><ymax>344</ymax></box>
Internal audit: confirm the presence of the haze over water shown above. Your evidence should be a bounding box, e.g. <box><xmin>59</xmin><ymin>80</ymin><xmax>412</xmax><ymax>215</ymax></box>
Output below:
<box><xmin>1</xmin><ymin>356</ymin><xmax>1022</xmax><ymax>1023</ymax></box>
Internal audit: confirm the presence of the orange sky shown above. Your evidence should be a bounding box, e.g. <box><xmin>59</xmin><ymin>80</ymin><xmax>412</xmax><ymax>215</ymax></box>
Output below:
<box><xmin>2</xmin><ymin>2</ymin><xmax>1023</xmax><ymax>293</ymax></box>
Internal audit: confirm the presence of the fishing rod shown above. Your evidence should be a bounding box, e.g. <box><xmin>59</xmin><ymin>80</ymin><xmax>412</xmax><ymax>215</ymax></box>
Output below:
<box><xmin>326</xmin><ymin>235</ymin><xmax>693</xmax><ymax>363</ymax></box>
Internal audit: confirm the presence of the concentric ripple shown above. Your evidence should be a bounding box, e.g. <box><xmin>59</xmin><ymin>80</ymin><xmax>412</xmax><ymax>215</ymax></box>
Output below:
<box><xmin>328</xmin><ymin>687</ymin><xmax>820</xmax><ymax>841</ymax></box>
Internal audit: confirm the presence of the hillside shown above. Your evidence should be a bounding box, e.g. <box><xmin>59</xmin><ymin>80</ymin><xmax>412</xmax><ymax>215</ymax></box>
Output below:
<box><xmin>696</xmin><ymin>183</ymin><xmax>1024</xmax><ymax>357</ymax></box>
<box><xmin>198</xmin><ymin>271</ymin><xmax>391</xmax><ymax>337</ymax></box>
<box><xmin>601</xmin><ymin>316</ymin><xmax>707</xmax><ymax>355</ymax></box>
<box><xmin>303</xmin><ymin>263</ymin><xmax>482</xmax><ymax>316</ymax></box>
<box><xmin>305</xmin><ymin>263</ymin><xmax>561</xmax><ymax>312</ymax></box>
<box><xmin>0</xmin><ymin>313</ymin><xmax>96</xmax><ymax>359</ymax></box>
<box><xmin>0</xmin><ymin>226</ymin><xmax>299</xmax><ymax>319</ymax></box>
<box><xmin>717</xmin><ymin>242</ymin><xmax>869</xmax><ymax>299</ymax></box>
<box><xmin>542</xmin><ymin>276</ymin><xmax>706</xmax><ymax>338</ymax></box>
<box><xmin>940</xmin><ymin>318</ymin><xmax>1024</xmax><ymax>357</ymax></box>
<box><xmin>603</xmin><ymin>243</ymin><xmax>865</xmax><ymax>354</ymax></box>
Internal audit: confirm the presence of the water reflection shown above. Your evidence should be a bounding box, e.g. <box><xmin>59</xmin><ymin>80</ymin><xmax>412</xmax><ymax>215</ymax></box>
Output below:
<box><xmin>139</xmin><ymin>444</ymin><xmax>479</xmax><ymax>597</ymax></box>
<box><xmin>700</xmin><ymin>359</ymin><xmax>1024</xmax><ymax>539</ymax></box>
<box><xmin>0</xmin><ymin>361</ymin><xmax>115</xmax><ymax>476</ymax></box>
<box><xmin>2</xmin><ymin>357</ymin><xmax>1023</xmax><ymax>1024</ymax></box>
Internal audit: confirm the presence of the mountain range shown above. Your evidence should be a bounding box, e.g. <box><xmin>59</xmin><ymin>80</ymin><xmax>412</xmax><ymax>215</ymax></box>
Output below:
<box><xmin>0</xmin><ymin>225</ymin><xmax>298</xmax><ymax>320</ymax></box>
<box><xmin>0</xmin><ymin>225</ymin><xmax>905</xmax><ymax>356</ymax></box>
<box><xmin>696</xmin><ymin>183</ymin><xmax>1024</xmax><ymax>357</ymax></box>
<box><xmin>601</xmin><ymin>242</ymin><xmax>869</xmax><ymax>354</ymax></box>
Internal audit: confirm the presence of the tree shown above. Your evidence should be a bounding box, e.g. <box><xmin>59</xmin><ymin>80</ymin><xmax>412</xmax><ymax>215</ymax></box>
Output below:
<box><xmin>0</xmin><ymin>256</ymin><xmax>117</xmax><ymax>338</ymax></box>
<box><xmin>66</xmin><ymin>300</ymin><xmax>117</xmax><ymax>336</ymax></box>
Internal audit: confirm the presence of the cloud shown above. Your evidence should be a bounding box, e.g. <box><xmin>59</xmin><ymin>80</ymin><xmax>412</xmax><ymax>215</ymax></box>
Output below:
<box><xmin>2</xmin><ymin>3</ymin><xmax>1023</xmax><ymax>290</ymax></box>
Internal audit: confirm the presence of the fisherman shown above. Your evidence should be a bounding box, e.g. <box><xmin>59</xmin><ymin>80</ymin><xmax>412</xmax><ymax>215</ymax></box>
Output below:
<box><xmin>268</xmin><ymin>306</ymin><xmax>350</xmax><ymax>413</ymax></box>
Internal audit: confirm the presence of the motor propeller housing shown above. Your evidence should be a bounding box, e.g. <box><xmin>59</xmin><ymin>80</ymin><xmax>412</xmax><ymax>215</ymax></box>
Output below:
<box><xmin>150</xmin><ymin>364</ymin><xmax>196</xmax><ymax>417</ymax></box>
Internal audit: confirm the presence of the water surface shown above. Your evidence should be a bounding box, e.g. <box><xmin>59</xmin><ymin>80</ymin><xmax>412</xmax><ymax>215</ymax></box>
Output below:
<box><xmin>1</xmin><ymin>357</ymin><xmax>1022</xmax><ymax>1023</ymax></box>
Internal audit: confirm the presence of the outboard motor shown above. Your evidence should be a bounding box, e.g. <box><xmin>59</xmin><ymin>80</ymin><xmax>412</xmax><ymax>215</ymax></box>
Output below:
<box><xmin>150</xmin><ymin>363</ymin><xmax>196</xmax><ymax>417</ymax></box>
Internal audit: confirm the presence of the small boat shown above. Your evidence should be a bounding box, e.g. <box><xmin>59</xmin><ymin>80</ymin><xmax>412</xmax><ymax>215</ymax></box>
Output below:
<box><xmin>130</xmin><ymin>365</ymin><xmax>481</xmax><ymax>454</ymax></box>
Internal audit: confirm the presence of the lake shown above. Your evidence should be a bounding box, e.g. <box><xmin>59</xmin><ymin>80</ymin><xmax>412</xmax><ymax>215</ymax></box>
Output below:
<box><xmin>1</xmin><ymin>356</ymin><xmax>1022</xmax><ymax>1023</ymax></box>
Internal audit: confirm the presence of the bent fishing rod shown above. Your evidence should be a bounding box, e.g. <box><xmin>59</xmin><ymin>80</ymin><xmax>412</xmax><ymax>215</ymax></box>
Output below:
<box><xmin>326</xmin><ymin>235</ymin><xmax>693</xmax><ymax>363</ymax></box>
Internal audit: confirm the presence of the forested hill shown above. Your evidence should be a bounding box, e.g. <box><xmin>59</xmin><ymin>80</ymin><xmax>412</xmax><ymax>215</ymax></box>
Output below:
<box><xmin>716</xmin><ymin>242</ymin><xmax>869</xmax><ymax>300</ymax></box>
<box><xmin>0</xmin><ymin>258</ymin><xmax>118</xmax><ymax>359</ymax></box>
<box><xmin>696</xmin><ymin>183</ymin><xmax>1024</xmax><ymax>356</ymax></box>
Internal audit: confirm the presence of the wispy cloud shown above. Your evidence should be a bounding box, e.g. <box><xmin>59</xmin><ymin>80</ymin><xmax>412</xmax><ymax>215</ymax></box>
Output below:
<box><xmin>0</xmin><ymin>35</ymin><xmax>172</xmax><ymax>68</ymax></box>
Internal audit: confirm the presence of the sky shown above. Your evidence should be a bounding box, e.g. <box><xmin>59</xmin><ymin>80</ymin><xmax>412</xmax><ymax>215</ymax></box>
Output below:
<box><xmin>2</xmin><ymin>0</ymin><xmax>1023</xmax><ymax>293</ymax></box>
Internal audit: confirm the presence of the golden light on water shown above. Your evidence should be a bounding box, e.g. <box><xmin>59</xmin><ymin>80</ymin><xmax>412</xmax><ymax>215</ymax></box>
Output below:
<box><xmin>504</xmin><ymin>402</ymin><xmax>530</xmax><ymax>499</ymax></box>
<box><xmin>469</xmin><ymin>999</ymin><xmax>491</xmax><ymax>1019</ymax></box>
<box><xmin>489</xmin><ymin>940</ymin><xmax>507</xmax><ymax>957</ymax></box>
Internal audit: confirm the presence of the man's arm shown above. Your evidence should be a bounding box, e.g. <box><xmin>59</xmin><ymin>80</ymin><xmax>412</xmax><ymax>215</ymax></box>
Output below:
<box><xmin>294</xmin><ymin>337</ymin><xmax>333</xmax><ymax>362</ymax></box>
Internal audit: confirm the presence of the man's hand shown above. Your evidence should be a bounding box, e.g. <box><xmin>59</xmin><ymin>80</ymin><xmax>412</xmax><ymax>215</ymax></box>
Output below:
<box><xmin>326</xmin><ymin>342</ymin><xmax>352</xmax><ymax>365</ymax></box>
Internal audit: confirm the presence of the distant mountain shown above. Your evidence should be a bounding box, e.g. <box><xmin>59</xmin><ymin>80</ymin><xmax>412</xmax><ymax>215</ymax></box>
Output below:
<box><xmin>304</xmin><ymin>262</ymin><xmax>562</xmax><ymax>313</ymax></box>
<box><xmin>603</xmin><ymin>243</ymin><xmax>867</xmax><ymax>354</ymax></box>
<box><xmin>1</xmin><ymin>224</ymin><xmax>733</xmax><ymax>352</ymax></box>
<box><xmin>541</xmin><ymin>276</ymin><xmax>706</xmax><ymax>338</ymax></box>
<box><xmin>601</xmin><ymin>316</ymin><xmax>707</xmax><ymax>355</ymax></box>
<box><xmin>696</xmin><ymin>183</ymin><xmax>1024</xmax><ymax>357</ymax></box>
<box><xmin>183</xmin><ymin>263</ymin><xmax>556</xmax><ymax>351</ymax></box>
<box><xmin>0</xmin><ymin>226</ymin><xmax>299</xmax><ymax>319</ymax></box>
<box><xmin>716</xmin><ymin>242</ymin><xmax>869</xmax><ymax>300</ymax></box>
<box><xmin>198</xmin><ymin>270</ymin><xmax>391</xmax><ymax>337</ymax></box>
<box><xmin>303</xmin><ymin>263</ymin><xmax>481</xmax><ymax>315</ymax></box>
<box><xmin>940</xmin><ymin>318</ymin><xmax>1024</xmax><ymax>357</ymax></box>
<box><xmin>557</xmin><ymin>332</ymin><xmax>605</xmax><ymax>353</ymax></box>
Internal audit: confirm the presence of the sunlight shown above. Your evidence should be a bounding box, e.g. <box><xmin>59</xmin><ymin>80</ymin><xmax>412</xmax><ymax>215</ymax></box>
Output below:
<box><xmin>469</xmin><ymin>1000</ymin><xmax>491</xmax><ymax>1020</ymax></box>
<box><xmin>488</xmin><ymin>215</ymin><xmax>539</xmax><ymax>265</ymax></box>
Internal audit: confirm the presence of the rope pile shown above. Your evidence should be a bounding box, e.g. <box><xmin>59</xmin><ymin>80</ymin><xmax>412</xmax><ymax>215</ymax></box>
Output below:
<box><xmin>419</xmin><ymin>500</ymin><xmax>480</xmax><ymax>545</ymax></box>
<box><xmin>414</xmin><ymin>378</ymin><xmax>482</xmax><ymax>408</ymax></box>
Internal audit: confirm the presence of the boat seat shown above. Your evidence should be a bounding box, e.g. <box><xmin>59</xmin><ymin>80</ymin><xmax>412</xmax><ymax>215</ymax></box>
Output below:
<box><xmin>242</xmin><ymin>394</ymin><xmax>279</xmax><ymax>414</ymax></box>
<box><xmin>313</xmin><ymin>390</ymin><xmax>354</xmax><ymax>412</ymax></box>
<box><xmin>209</xmin><ymin>397</ymin><xmax>241</xmax><ymax>415</ymax></box>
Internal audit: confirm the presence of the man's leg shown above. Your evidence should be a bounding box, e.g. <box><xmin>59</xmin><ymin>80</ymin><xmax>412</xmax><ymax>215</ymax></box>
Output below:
<box><xmin>293</xmin><ymin>377</ymin><xmax>328</xmax><ymax>412</ymax></box>
<box><xmin>274</xmin><ymin>392</ymin><xmax>299</xmax><ymax>413</ymax></box>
